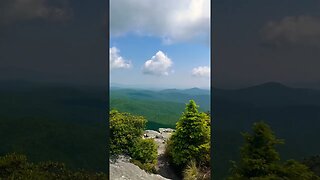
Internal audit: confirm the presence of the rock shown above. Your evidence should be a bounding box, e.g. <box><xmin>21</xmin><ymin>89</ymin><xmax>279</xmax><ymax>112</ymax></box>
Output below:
<box><xmin>110</xmin><ymin>157</ymin><xmax>171</xmax><ymax>180</ymax></box>
<box><xmin>111</xmin><ymin>128</ymin><xmax>179</xmax><ymax>180</ymax></box>
<box><xmin>144</xmin><ymin>130</ymin><xmax>163</xmax><ymax>139</ymax></box>
<box><xmin>159</xmin><ymin>128</ymin><xmax>175</xmax><ymax>134</ymax></box>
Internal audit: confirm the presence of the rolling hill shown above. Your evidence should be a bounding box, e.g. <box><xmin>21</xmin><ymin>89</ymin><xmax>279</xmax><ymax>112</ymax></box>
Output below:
<box><xmin>0</xmin><ymin>80</ymin><xmax>108</xmax><ymax>172</ymax></box>
<box><xmin>110</xmin><ymin>87</ymin><xmax>210</xmax><ymax>129</ymax></box>
<box><xmin>213</xmin><ymin>82</ymin><xmax>320</xmax><ymax>179</ymax></box>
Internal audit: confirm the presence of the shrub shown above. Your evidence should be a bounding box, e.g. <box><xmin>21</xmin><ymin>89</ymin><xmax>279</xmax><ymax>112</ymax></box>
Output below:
<box><xmin>167</xmin><ymin>100</ymin><xmax>210</xmax><ymax>168</ymax></box>
<box><xmin>109</xmin><ymin>110</ymin><xmax>146</xmax><ymax>155</ymax></box>
<box><xmin>0</xmin><ymin>153</ymin><xmax>108</xmax><ymax>179</ymax></box>
<box><xmin>130</xmin><ymin>138</ymin><xmax>158</xmax><ymax>173</ymax></box>
<box><xmin>130</xmin><ymin>159</ymin><xmax>157</xmax><ymax>174</ymax></box>
<box><xmin>131</xmin><ymin>138</ymin><xmax>158</xmax><ymax>164</ymax></box>
<box><xmin>109</xmin><ymin>110</ymin><xmax>159</xmax><ymax>173</ymax></box>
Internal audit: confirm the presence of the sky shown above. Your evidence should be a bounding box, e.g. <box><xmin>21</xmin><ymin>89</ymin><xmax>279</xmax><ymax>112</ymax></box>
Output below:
<box><xmin>3</xmin><ymin>0</ymin><xmax>319</xmax><ymax>90</ymax></box>
<box><xmin>213</xmin><ymin>0</ymin><xmax>320</xmax><ymax>89</ymax></box>
<box><xmin>109</xmin><ymin>0</ymin><xmax>211</xmax><ymax>89</ymax></box>
<box><xmin>0</xmin><ymin>0</ymin><xmax>108</xmax><ymax>87</ymax></box>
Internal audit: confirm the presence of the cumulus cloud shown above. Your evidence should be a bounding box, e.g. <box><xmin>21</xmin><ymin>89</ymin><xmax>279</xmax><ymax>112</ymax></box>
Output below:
<box><xmin>192</xmin><ymin>66</ymin><xmax>210</xmax><ymax>78</ymax></box>
<box><xmin>110</xmin><ymin>0</ymin><xmax>210</xmax><ymax>44</ymax></box>
<box><xmin>142</xmin><ymin>51</ymin><xmax>173</xmax><ymax>76</ymax></box>
<box><xmin>0</xmin><ymin>0</ymin><xmax>72</xmax><ymax>23</ymax></box>
<box><xmin>110</xmin><ymin>47</ymin><xmax>131</xmax><ymax>69</ymax></box>
<box><xmin>261</xmin><ymin>15</ymin><xmax>320</xmax><ymax>47</ymax></box>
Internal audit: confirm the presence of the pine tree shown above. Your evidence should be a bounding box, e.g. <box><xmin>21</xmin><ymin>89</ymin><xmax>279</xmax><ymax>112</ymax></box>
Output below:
<box><xmin>167</xmin><ymin>100</ymin><xmax>210</xmax><ymax>168</ymax></box>
<box><xmin>228</xmin><ymin>121</ymin><xmax>319</xmax><ymax>180</ymax></box>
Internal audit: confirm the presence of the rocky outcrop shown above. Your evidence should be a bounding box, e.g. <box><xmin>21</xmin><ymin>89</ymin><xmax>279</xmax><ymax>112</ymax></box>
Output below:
<box><xmin>110</xmin><ymin>128</ymin><xmax>180</xmax><ymax>180</ymax></box>
<box><xmin>144</xmin><ymin>128</ymin><xmax>180</xmax><ymax>180</ymax></box>
<box><xmin>110</xmin><ymin>156</ymin><xmax>170</xmax><ymax>180</ymax></box>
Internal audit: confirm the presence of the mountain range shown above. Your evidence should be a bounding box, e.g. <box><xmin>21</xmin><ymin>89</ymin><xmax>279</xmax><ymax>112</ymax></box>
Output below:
<box><xmin>110</xmin><ymin>86</ymin><xmax>210</xmax><ymax>129</ymax></box>
<box><xmin>213</xmin><ymin>82</ymin><xmax>320</xmax><ymax>179</ymax></box>
<box><xmin>1</xmin><ymin>80</ymin><xmax>320</xmax><ymax>178</ymax></box>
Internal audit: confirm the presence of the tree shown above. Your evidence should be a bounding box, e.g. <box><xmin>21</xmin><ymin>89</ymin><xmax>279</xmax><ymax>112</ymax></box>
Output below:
<box><xmin>228</xmin><ymin>121</ymin><xmax>319</xmax><ymax>180</ymax></box>
<box><xmin>109</xmin><ymin>110</ymin><xmax>158</xmax><ymax>172</ymax></box>
<box><xmin>167</xmin><ymin>100</ymin><xmax>210</xmax><ymax>169</ymax></box>
<box><xmin>109</xmin><ymin>110</ymin><xmax>147</xmax><ymax>155</ymax></box>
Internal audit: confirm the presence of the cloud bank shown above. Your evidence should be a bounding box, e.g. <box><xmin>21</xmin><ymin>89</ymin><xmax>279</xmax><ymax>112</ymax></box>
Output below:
<box><xmin>192</xmin><ymin>66</ymin><xmax>210</xmax><ymax>78</ymax></box>
<box><xmin>0</xmin><ymin>0</ymin><xmax>72</xmax><ymax>23</ymax></box>
<box><xmin>110</xmin><ymin>47</ymin><xmax>131</xmax><ymax>69</ymax></box>
<box><xmin>142</xmin><ymin>51</ymin><xmax>173</xmax><ymax>76</ymax></box>
<box><xmin>261</xmin><ymin>15</ymin><xmax>320</xmax><ymax>47</ymax></box>
<box><xmin>110</xmin><ymin>0</ymin><xmax>210</xmax><ymax>44</ymax></box>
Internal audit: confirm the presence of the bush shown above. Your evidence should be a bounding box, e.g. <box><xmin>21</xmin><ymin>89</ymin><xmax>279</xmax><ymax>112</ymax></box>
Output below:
<box><xmin>109</xmin><ymin>110</ymin><xmax>158</xmax><ymax>173</ymax></box>
<box><xmin>167</xmin><ymin>100</ymin><xmax>210</xmax><ymax>168</ymax></box>
<box><xmin>130</xmin><ymin>159</ymin><xmax>157</xmax><ymax>174</ymax></box>
<box><xmin>109</xmin><ymin>110</ymin><xmax>146</xmax><ymax>155</ymax></box>
<box><xmin>131</xmin><ymin>138</ymin><xmax>158</xmax><ymax>164</ymax></box>
<box><xmin>130</xmin><ymin>138</ymin><xmax>158</xmax><ymax>173</ymax></box>
<box><xmin>0</xmin><ymin>153</ymin><xmax>108</xmax><ymax>179</ymax></box>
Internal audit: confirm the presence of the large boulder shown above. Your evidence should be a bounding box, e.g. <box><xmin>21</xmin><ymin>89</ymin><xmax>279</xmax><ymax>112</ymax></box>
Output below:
<box><xmin>144</xmin><ymin>130</ymin><xmax>163</xmax><ymax>139</ymax></box>
<box><xmin>110</xmin><ymin>156</ymin><xmax>170</xmax><ymax>180</ymax></box>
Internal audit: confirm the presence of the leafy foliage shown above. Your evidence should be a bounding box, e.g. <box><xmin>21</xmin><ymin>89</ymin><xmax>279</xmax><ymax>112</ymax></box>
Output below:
<box><xmin>303</xmin><ymin>155</ymin><xmax>320</xmax><ymax>177</ymax></box>
<box><xmin>0</xmin><ymin>153</ymin><xmax>108</xmax><ymax>179</ymax></box>
<box><xmin>109</xmin><ymin>110</ymin><xmax>158</xmax><ymax>173</ymax></box>
<box><xmin>109</xmin><ymin>110</ymin><xmax>146</xmax><ymax>155</ymax></box>
<box><xmin>131</xmin><ymin>138</ymin><xmax>158</xmax><ymax>164</ymax></box>
<box><xmin>228</xmin><ymin>121</ymin><xmax>320</xmax><ymax>180</ymax></box>
<box><xmin>167</xmin><ymin>100</ymin><xmax>210</xmax><ymax>169</ymax></box>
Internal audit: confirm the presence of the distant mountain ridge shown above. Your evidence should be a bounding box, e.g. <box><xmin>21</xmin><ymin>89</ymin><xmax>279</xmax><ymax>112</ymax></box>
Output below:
<box><xmin>110</xmin><ymin>87</ymin><xmax>210</xmax><ymax>130</ymax></box>
<box><xmin>213</xmin><ymin>82</ymin><xmax>320</xmax><ymax>179</ymax></box>
<box><xmin>160</xmin><ymin>87</ymin><xmax>210</xmax><ymax>95</ymax></box>
<box><xmin>213</xmin><ymin>82</ymin><xmax>320</xmax><ymax>107</ymax></box>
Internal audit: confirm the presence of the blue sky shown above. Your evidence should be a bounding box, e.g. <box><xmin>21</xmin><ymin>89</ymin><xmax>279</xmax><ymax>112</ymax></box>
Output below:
<box><xmin>110</xmin><ymin>0</ymin><xmax>210</xmax><ymax>89</ymax></box>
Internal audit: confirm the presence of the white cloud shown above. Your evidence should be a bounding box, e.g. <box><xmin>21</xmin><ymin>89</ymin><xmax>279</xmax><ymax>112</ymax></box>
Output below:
<box><xmin>110</xmin><ymin>47</ymin><xmax>131</xmax><ymax>69</ymax></box>
<box><xmin>142</xmin><ymin>51</ymin><xmax>173</xmax><ymax>76</ymax></box>
<box><xmin>110</xmin><ymin>0</ymin><xmax>210</xmax><ymax>44</ymax></box>
<box><xmin>261</xmin><ymin>15</ymin><xmax>320</xmax><ymax>47</ymax></box>
<box><xmin>0</xmin><ymin>0</ymin><xmax>72</xmax><ymax>23</ymax></box>
<box><xmin>192</xmin><ymin>66</ymin><xmax>210</xmax><ymax>78</ymax></box>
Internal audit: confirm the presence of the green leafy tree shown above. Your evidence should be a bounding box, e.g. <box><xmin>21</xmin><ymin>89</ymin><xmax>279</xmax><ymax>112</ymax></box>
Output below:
<box><xmin>109</xmin><ymin>110</ymin><xmax>146</xmax><ymax>155</ymax></box>
<box><xmin>167</xmin><ymin>100</ymin><xmax>210</xmax><ymax>169</ymax></box>
<box><xmin>109</xmin><ymin>110</ymin><xmax>158</xmax><ymax>172</ymax></box>
<box><xmin>228</xmin><ymin>121</ymin><xmax>319</xmax><ymax>180</ymax></box>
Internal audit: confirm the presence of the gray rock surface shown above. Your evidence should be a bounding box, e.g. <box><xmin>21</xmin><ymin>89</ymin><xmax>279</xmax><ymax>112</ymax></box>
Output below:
<box><xmin>110</xmin><ymin>157</ymin><xmax>170</xmax><ymax>180</ymax></box>
<box><xmin>159</xmin><ymin>128</ymin><xmax>175</xmax><ymax>134</ymax></box>
<box><xmin>144</xmin><ymin>130</ymin><xmax>163</xmax><ymax>139</ymax></box>
<box><xmin>110</xmin><ymin>128</ymin><xmax>180</xmax><ymax>180</ymax></box>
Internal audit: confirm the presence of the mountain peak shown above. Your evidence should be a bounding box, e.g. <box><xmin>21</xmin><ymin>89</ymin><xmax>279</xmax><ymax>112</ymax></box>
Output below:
<box><xmin>245</xmin><ymin>82</ymin><xmax>290</xmax><ymax>90</ymax></box>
